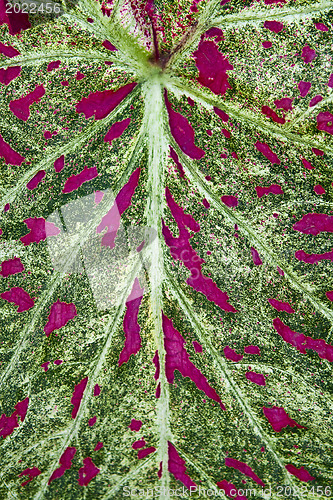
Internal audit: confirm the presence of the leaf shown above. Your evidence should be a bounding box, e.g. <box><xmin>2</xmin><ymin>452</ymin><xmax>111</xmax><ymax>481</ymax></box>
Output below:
<box><xmin>1</xmin><ymin>0</ymin><xmax>333</xmax><ymax>498</ymax></box>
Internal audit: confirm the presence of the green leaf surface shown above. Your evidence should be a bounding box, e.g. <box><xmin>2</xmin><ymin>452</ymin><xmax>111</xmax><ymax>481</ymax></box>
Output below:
<box><xmin>1</xmin><ymin>0</ymin><xmax>333</xmax><ymax>498</ymax></box>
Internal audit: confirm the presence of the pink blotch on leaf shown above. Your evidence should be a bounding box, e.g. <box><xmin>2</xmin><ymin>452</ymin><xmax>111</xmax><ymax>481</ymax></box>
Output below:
<box><xmin>255</xmin><ymin>185</ymin><xmax>283</xmax><ymax>198</ymax></box>
<box><xmin>192</xmin><ymin>40</ymin><xmax>233</xmax><ymax>96</ymax></box>
<box><xmin>76</xmin><ymin>71</ymin><xmax>85</xmax><ymax>80</ymax></box>
<box><xmin>274</xmin><ymin>98</ymin><xmax>293</xmax><ymax>111</ymax></box>
<box><xmin>285</xmin><ymin>464</ymin><xmax>315</xmax><ymax>482</ymax></box>
<box><xmin>312</xmin><ymin>147</ymin><xmax>324</xmax><ymax>156</ymax></box>
<box><xmin>263</xmin><ymin>406</ymin><xmax>306</xmax><ymax>432</ymax></box>
<box><xmin>216</xmin><ymin>479</ymin><xmax>248</xmax><ymax>500</ymax></box>
<box><xmin>164</xmin><ymin>91</ymin><xmax>204</xmax><ymax>160</ymax></box>
<box><xmin>301</xmin><ymin>158</ymin><xmax>314</xmax><ymax>170</ymax></box>
<box><xmin>0</xmin><ymin>42</ymin><xmax>21</xmax><ymax>85</ymax></box>
<box><xmin>9</xmin><ymin>85</ymin><xmax>45</xmax><ymax>121</ymax></box>
<box><xmin>1</xmin><ymin>287</ymin><xmax>34</xmax><ymax>312</ymax></box>
<box><xmin>138</xmin><ymin>447</ymin><xmax>156</xmax><ymax>459</ymax></box>
<box><xmin>153</xmin><ymin>350</ymin><xmax>160</xmax><ymax>380</ymax></box>
<box><xmin>273</xmin><ymin>317</ymin><xmax>333</xmax><ymax>362</ymax></box>
<box><xmin>102</xmin><ymin>40</ymin><xmax>117</xmax><ymax>51</ymax></box>
<box><xmin>163</xmin><ymin>313</ymin><xmax>226</xmax><ymax>410</ymax></box>
<box><xmin>94</xmin><ymin>442</ymin><xmax>103</xmax><ymax>451</ymax></box>
<box><xmin>132</xmin><ymin>439</ymin><xmax>146</xmax><ymax>449</ymax></box>
<box><xmin>118</xmin><ymin>278</ymin><xmax>144</xmax><ymax>366</ymax></box>
<box><xmin>263</xmin><ymin>20</ymin><xmax>283</xmax><ymax>33</ymax></box>
<box><xmin>203</xmin><ymin>198</ymin><xmax>210</xmax><ymax>209</ymax></box>
<box><xmin>54</xmin><ymin>359</ymin><xmax>63</xmax><ymax>365</ymax></box>
<box><xmin>163</xmin><ymin>188</ymin><xmax>236</xmax><ymax>313</ymax></box>
<box><xmin>298</xmin><ymin>81</ymin><xmax>311</xmax><ymax>97</ymax></box>
<box><xmin>261</xmin><ymin>106</ymin><xmax>285</xmax><ymax>124</ymax></box>
<box><xmin>295</xmin><ymin>249</ymin><xmax>333</xmax><ymax>264</ymax></box>
<box><xmin>221</xmin><ymin>195</ymin><xmax>238</xmax><ymax>207</ymax></box>
<box><xmin>309</xmin><ymin>95</ymin><xmax>323</xmax><ymax>107</ymax></box>
<box><xmin>262</xmin><ymin>41</ymin><xmax>272</xmax><ymax>49</ymax></box>
<box><xmin>48</xmin><ymin>447</ymin><xmax>77</xmax><ymax>484</ymax></box>
<box><xmin>250</xmin><ymin>247</ymin><xmax>263</xmax><ymax>266</ymax></box>
<box><xmin>93</xmin><ymin>384</ymin><xmax>101</xmax><ymax>396</ymax></box>
<box><xmin>129</xmin><ymin>419</ymin><xmax>142</xmax><ymax>431</ymax></box>
<box><xmin>41</xmin><ymin>361</ymin><xmax>50</xmax><ymax>372</ymax></box>
<box><xmin>315</xmin><ymin>22</ymin><xmax>328</xmax><ymax>31</ymax></box>
<box><xmin>71</xmin><ymin>377</ymin><xmax>88</xmax><ymax>419</ymax></box>
<box><xmin>47</xmin><ymin>60</ymin><xmax>61</xmax><ymax>72</ymax></box>
<box><xmin>0</xmin><ymin>397</ymin><xmax>29</xmax><ymax>438</ymax></box>
<box><xmin>328</xmin><ymin>74</ymin><xmax>333</xmax><ymax>88</ymax></box>
<box><xmin>193</xmin><ymin>341</ymin><xmax>203</xmax><ymax>353</ymax></box>
<box><xmin>26</xmin><ymin>170</ymin><xmax>45</xmax><ymax>190</ymax></box>
<box><xmin>214</xmin><ymin>107</ymin><xmax>229</xmax><ymax>122</ymax></box>
<box><xmin>245</xmin><ymin>371</ymin><xmax>266</xmax><ymax>386</ymax></box>
<box><xmin>94</xmin><ymin>191</ymin><xmax>104</xmax><ymax>204</ymax></box>
<box><xmin>155</xmin><ymin>382</ymin><xmax>161</xmax><ymax>398</ymax></box>
<box><xmin>0</xmin><ymin>0</ymin><xmax>31</xmax><ymax>35</ymax></box>
<box><xmin>224</xmin><ymin>346</ymin><xmax>243</xmax><ymax>362</ymax></box>
<box><xmin>62</xmin><ymin>165</ymin><xmax>98</xmax><ymax>193</ymax></box>
<box><xmin>0</xmin><ymin>134</ymin><xmax>25</xmax><ymax>165</ymax></box>
<box><xmin>44</xmin><ymin>131</ymin><xmax>52</xmax><ymax>139</ymax></box>
<box><xmin>326</xmin><ymin>291</ymin><xmax>333</xmax><ymax>301</ymax></box>
<box><xmin>76</xmin><ymin>82</ymin><xmax>136</xmax><ymax>120</ymax></box>
<box><xmin>96</xmin><ymin>167</ymin><xmax>140</xmax><ymax>248</ymax></box>
<box><xmin>254</xmin><ymin>141</ymin><xmax>280</xmax><ymax>164</ymax></box>
<box><xmin>104</xmin><ymin>117</ymin><xmax>131</xmax><ymax>145</ymax></box>
<box><xmin>203</xmin><ymin>27</ymin><xmax>223</xmax><ymax>42</ymax></box>
<box><xmin>78</xmin><ymin>457</ymin><xmax>100</xmax><ymax>486</ymax></box>
<box><xmin>169</xmin><ymin>146</ymin><xmax>185</xmax><ymax>178</ymax></box>
<box><xmin>54</xmin><ymin>155</ymin><xmax>65</xmax><ymax>172</ymax></box>
<box><xmin>225</xmin><ymin>457</ymin><xmax>265</xmax><ymax>487</ymax></box>
<box><xmin>19</xmin><ymin>467</ymin><xmax>41</xmax><ymax>487</ymax></box>
<box><xmin>88</xmin><ymin>416</ymin><xmax>96</xmax><ymax>426</ymax></box>
<box><xmin>301</xmin><ymin>45</ymin><xmax>316</xmax><ymax>63</ymax></box>
<box><xmin>157</xmin><ymin>461</ymin><xmax>162</xmax><ymax>478</ymax></box>
<box><xmin>20</xmin><ymin>217</ymin><xmax>60</xmax><ymax>246</ymax></box>
<box><xmin>0</xmin><ymin>257</ymin><xmax>24</xmax><ymax>277</ymax></box>
<box><xmin>221</xmin><ymin>128</ymin><xmax>231</xmax><ymax>138</ymax></box>
<box><xmin>244</xmin><ymin>345</ymin><xmax>261</xmax><ymax>355</ymax></box>
<box><xmin>187</xmin><ymin>97</ymin><xmax>194</xmax><ymax>106</ymax></box>
<box><xmin>293</xmin><ymin>213</ymin><xmax>333</xmax><ymax>235</ymax></box>
<box><xmin>268</xmin><ymin>298</ymin><xmax>295</xmax><ymax>313</ymax></box>
<box><xmin>168</xmin><ymin>442</ymin><xmax>196</xmax><ymax>489</ymax></box>
<box><xmin>317</xmin><ymin>111</ymin><xmax>333</xmax><ymax>135</ymax></box>
<box><xmin>44</xmin><ymin>300</ymin><xmax>77</xmax><ymax>337</ymax></box>
<box><xmin>314</xmin><ymin>185</ymin><xmax>325</xmax><ymax>195</ymax></box>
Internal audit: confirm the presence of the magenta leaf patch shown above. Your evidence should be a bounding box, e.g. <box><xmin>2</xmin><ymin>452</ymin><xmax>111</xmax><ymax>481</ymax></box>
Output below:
<box><xmin>163</xmin><ymin>313</ymin><xmax>226</xmax><ymax>410</ymax></box>
<box><xmin>165</xmin><ymin>90</ymin><xmax>205</xmax><ymax>159</ymax></box>
<box><xmin>192</xmin><ymin>39</ymin><xmax>233</xmax><ymax>96</ymax></box>
<box><xmin>76</xmin><ymin>82</ymin><xmax>136</xmax><ymax>120</ymax></box>
<box><xmin>9</xmin><ymin>85</ymin><xmax>45</xmax><ymax>121</ymax></box>
<box><xmin>78</xmin><ymin>457</ymin><xmax>100</xmax><ymax>486</ymax></box>
<box><xmin>44</xmin><ymin>299</ymin><xmax>77</xmax><ymax>336</ymax></box>
<box><xmin>1</xmin><ymin>1</ymin><xmax>332</xmax><ymax>496</ymax></box>
<box><xmin>0</xmin><ymin>257</ymin><xmax>24</xmax><ymax>277</ymax></box>
<box><xmin>71</xmin><ymin>377</ymin><xmax>88</xmax><ymax>419</ymax></box>
<box><xmin>263</xmin><ymin>406</ymin><xmax>306</xmax><ymax>432</ymax></box>
<box><xmin>19</xmin><ymin>467</ymin><xmax>41</xmax><ymax>487</ymax></box>
<box><xmin>168</xmin><ymin>442</ymin><xmax>196</xmax><ymax>489</ymax></box>
<box><xmin>20</xmin><ymin>217</ymin><xmax>60</xmax><ymax>246</ymax></box>
<box><xmin>1</xmin><ymin>287</ymin><xmax>34</xmax><ymax>312</ymax></box>
<box><xmin>118</xmin><ymin>277</ymin><xmax>144</xmax><ymax>366</ymax></box>
<box><xmin>225</xmin><ymin>457</ymin><xmax>265</xmax><ymax>487</ymax></box>
<box><xmin>48</xmin><ymin>447</ymin><xmax>77</xmax><ymax>484</ymax></box>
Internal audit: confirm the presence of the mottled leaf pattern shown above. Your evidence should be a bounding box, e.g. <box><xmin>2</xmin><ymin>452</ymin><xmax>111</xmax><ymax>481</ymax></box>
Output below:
<box><xmin>0</xmin><ymin>0</ymin><xmax>333</xmax><ymax>498</ymax></box>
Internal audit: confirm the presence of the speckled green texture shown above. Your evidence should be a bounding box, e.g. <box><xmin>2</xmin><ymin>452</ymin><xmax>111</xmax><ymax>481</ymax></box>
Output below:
<box><xmin>0</xmin><ymin>0</ymin><xmax>333</xmax><ymax>498</ymax></box>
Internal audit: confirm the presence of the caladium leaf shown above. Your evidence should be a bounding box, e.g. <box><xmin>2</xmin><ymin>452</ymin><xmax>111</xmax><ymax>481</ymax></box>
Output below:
<box><xmin>1</xmin><ymin>0</ymin><xmax>333</xmax><ymax>498</ymax></box>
